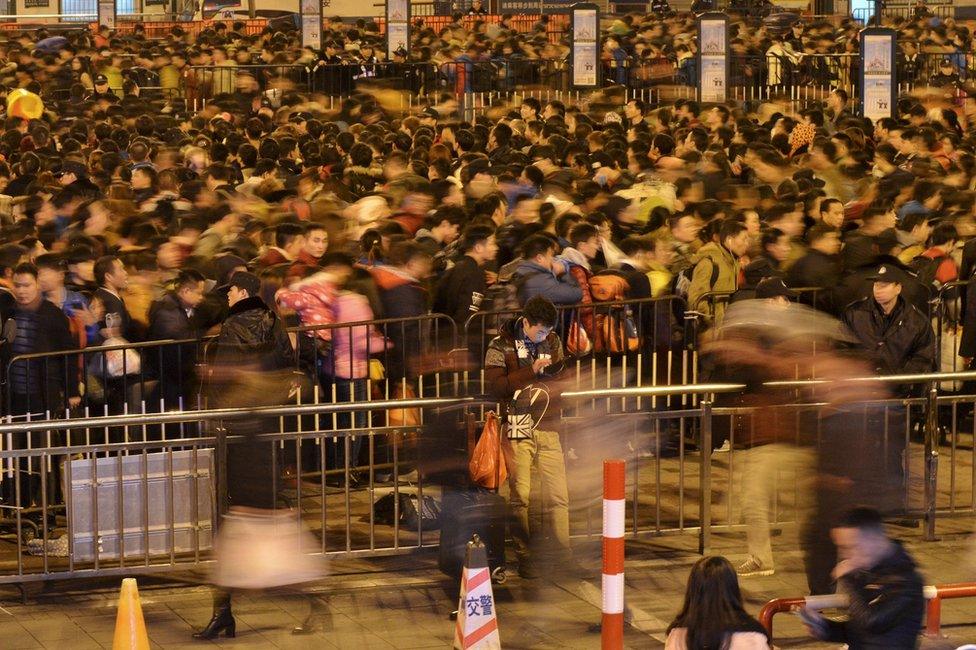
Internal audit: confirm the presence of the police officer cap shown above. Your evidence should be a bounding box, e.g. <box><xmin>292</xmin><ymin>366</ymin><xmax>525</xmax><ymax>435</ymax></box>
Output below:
<box><xmin>755</xmin><ymin>277</ymin><xmax>798</xmax><ymax>300</ymax></box>
<box><xmin>867</xmin><ymin>263</ymin><xmax>909</xmax><ymax>284</ymax></box>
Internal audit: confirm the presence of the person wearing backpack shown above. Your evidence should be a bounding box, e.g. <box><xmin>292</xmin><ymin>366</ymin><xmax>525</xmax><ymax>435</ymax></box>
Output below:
<box><xmin>688</xmin><ymin>220</ymin><xmax>750</xmax><ymax>324</ymax></box>
<box><xmin>910</xmin><ymin>221</ymin><xmax>959</xmax><ymax>293</ymax></box>
<box><xmin>559</xmin><ymin>223</ymin><xmax>601</xmax><ymax>338</ymax></box>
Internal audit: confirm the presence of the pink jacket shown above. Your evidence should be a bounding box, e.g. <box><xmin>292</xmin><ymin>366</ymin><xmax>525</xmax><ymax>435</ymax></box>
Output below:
<box><xmin>276</xmin><ymin>275</ymin><xmax>388</xmax><ymax>379</ymax></box>
<box><xmin>276</xmin><ymin>273</ymin><xmax>340</xmax><ymax>341</ymax></box>
<box><xmin>329</xmin><ymin>292</ymin><xmax>388</xmax><ymax>379</ymax></box>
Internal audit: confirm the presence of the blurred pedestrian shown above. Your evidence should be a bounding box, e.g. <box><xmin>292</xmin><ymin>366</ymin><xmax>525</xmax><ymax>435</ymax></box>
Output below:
<box><xmin>801</xmin><ymin>507</ymin><xmax>924</xmax><ymax>649</ymax></box>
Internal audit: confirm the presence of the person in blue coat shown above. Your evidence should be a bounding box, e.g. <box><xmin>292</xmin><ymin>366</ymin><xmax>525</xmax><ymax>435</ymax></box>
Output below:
<box><xmin>514</xmin><ymin>234</ymin><xmax>582</xmax><ymax>308</ymax></box>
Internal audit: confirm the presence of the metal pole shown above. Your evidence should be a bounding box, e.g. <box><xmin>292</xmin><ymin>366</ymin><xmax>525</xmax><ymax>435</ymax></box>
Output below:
<box><xmin>924</xmin><ymin>381</ymin><xmax>939</xmax><ymax>540</ymax></box>
<box><xmin>698</xmin><ymin>398</ymin><xmax>713</xmax><ymax>555</ymax></box>
<box><xmin>248</xmin><ymin>0</ymin><xmax>257</xmax><ymax>19</ymax></box>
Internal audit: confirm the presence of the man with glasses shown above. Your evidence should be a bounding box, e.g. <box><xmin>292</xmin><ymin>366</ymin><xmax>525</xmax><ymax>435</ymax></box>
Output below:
<box><xmin>484</xmin><ymin>296</ymin><xmax>575</xmax><ymax>579</ymax></box>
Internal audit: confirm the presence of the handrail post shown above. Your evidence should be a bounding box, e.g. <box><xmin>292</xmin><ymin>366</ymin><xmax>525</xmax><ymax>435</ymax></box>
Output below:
<box><xmin>215</xmin><ymin>422</ymin><xmax>228</xmax><ymax>520</ymax></box>
<box><xmin>923</xmin><ymin>380</ymin><xmax>939</xmax><ymax>541</ymax></box>
<box><xmin>698</xmin><ymin>397</ymin><xmax>712</xmax><ymax>555</ymax></box>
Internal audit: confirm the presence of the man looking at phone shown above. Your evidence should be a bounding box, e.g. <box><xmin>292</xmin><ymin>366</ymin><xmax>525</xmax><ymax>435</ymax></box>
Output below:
<box><xmin>484</xmin><ymin>296</ymin><xmax>574</xmax><ymax>579</ymax></box>
<box><xmin>801</xmin><ymin>507</ymin><xmax>924</xmax><ymax>649</ymax></box>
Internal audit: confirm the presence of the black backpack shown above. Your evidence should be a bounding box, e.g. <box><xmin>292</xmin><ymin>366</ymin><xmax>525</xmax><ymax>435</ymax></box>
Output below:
<box><xmin>909</xmin><ymin>254</ymin><xmax>946</xmax><ymax>292</ymax></box>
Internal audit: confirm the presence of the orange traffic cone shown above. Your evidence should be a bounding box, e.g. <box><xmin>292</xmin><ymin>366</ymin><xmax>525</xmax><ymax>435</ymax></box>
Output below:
<box><xmin>453</xmin><ymin>534</ymin><xmax>501</xmax><ymax>649</ymax></box>
<box><xmin>112</xmin><ymin>578</ymin><xmax>150</xmax><ymax>650</ymax></box>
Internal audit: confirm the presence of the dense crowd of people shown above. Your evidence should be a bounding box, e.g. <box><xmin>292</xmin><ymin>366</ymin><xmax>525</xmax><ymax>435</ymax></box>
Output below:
<box><xmin>0</xmin><ymin>8</ymin><xmax>974</xmax><ymax>429</ymax></box>
<box><xmin>0</xmin><ymin>8</ymin><xmax>965</xmax><ymax>647</ymax></box>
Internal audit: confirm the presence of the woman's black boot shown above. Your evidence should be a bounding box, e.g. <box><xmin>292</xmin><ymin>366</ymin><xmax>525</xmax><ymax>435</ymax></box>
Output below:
<box><xmin>193</xmin><ymin>592</ymin><xmax>236</xmax><ymax>640</ymax></box>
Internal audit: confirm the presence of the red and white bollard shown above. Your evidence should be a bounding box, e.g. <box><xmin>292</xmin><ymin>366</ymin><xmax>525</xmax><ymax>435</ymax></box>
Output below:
<box><xmin>602</xmin><ymin>459</ymin><xmax>626</xmax><ymax>650</ymax></box>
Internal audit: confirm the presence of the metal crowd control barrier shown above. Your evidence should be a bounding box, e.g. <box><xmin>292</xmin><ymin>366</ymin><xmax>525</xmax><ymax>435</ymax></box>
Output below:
<box><xmin>0</xmin><ymin>395</ymin><xmax>470</xmax><ymax>583</ymax></box>
<box><xmin>0</xmin><ymin>369</ymin><xmax>973</xmax><ymax>585</ymax></box>
<box><xmin>759</xmin><ymin>581</ymin><xmax>976</xmax><ymax>640</ymax></box>
<box><xmin>6</xmin><ymin>336</ymin><xmax>214</xmax><ymax>424</ymax></box>
<box><xmin>758</xmin><ymin>593</ymin><xmax>850</xmax><ymax>639</ymax></box>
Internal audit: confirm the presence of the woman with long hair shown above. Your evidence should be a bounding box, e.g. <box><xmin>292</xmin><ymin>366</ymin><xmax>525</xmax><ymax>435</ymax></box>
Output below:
<box><xmin>666</xmin><ymin>556</ymin><xmax>771</xmax><ymax>649</ymax></box>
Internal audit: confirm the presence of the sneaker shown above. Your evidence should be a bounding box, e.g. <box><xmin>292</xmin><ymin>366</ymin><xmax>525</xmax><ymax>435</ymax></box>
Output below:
<box><xmin>736</xmin><ymin>556</ymin><xmax>774</xmax><ymax>577</ymax></box>
<box><xmin>714</xmin><ymin>439</ymin><xmax>731</xmax><ymax>453</ymax></box>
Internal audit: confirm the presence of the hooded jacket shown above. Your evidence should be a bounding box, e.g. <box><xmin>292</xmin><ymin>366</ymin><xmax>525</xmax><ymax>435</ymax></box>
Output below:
<box><xmin>688</xmin><ymin>241</ymin><xmax>738</xmax><ymax>323</ymax></box>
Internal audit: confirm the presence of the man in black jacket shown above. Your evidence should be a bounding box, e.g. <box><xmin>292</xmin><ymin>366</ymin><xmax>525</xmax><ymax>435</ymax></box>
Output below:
<box><xmin>147</xmin><ymin>269</ymin><xmax>206</xmax><ymax>410</ymax></box>
<box><xmin>433</xmin><ymin>225</ymin><xmax>497</xmax><ymax>360</ymax></box>
<box><xmin>6</xmin><ymin>263</ymin><xmax>78</xmax><ymax>506</ymax></box>
<box><xmin>842</xmin><ymin>263</ymin><xmax>935</xmax><ymax>379</ymax></box>
<box><xmin>802</xmin><ymin>507</ymin><xmax>924</xmax><ymax>649</ymax></box>
<box><xmin>93</xmin><ymin>255</ymin><xmax>133</xmax><ymax>341</ymax></box>
<box><xmin>194</xmin><ymin>270</ymin><xmax>296</xmax><ymax>641</ymax></box>
<box><xmin>786</xmin><ymin>224</ymin><xmax>841</xmax><ymax>313</ymax></box>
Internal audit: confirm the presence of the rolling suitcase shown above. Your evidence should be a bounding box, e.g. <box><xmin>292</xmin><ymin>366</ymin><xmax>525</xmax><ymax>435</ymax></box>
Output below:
<box><xmin>438</xmin><ymin>486</ymin><xmax>507</xmax><ymax>583</ymax></box>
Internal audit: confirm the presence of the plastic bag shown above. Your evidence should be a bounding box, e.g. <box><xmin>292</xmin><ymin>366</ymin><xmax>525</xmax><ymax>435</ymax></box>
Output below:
<box><xmin>469</xmin><ymin>411</ymin><xmax>508</xmax><ymax>489</ymax></box>
<box><xmin>89</xmin><ymin>337</ymin><xmax>141</xmax><ymax>378</ymax></box>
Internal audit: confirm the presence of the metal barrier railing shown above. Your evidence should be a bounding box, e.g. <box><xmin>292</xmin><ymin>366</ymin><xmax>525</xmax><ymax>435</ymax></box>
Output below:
<box><xmin>0</xmin><ymin>366</ymin><xmax>973</xmax><ymax>584</ymax></box>
<box><xmin>759</xmin><ymin>580</ymin><xmax>976</xmax><ymax>641</ymax></box>
<box><xmin>0</xmin><ymin>395</ymin><xmax>471</xmax><ymax>583</ymax></box>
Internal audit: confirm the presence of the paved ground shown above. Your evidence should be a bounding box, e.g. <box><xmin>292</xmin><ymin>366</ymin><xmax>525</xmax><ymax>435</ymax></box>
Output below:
<box><xmin>0</xmin><ymin>515</ymin><xmax>973</xmax><ymax>650</ymax></box>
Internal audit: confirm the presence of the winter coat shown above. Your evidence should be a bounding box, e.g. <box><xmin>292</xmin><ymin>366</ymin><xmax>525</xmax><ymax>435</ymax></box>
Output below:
<box><xmin>433</xmin><ymin>255</ymin><xmax>488</xmax><ymax>325</ymax></box>
<box><xmin>688</xmin><ymin>241</ymin><xmax>738</xmax><ymax>323</ymax></box>
<box><xmin>8</xmin><ymin>299</ymin><xmax>79</xmax><ymax>411</ymax></box>
<box><xmin>371</xmin><ymin>265</ymin><xmax>428</xmax><ymax>379</ymax></box>
<box><xmin>484</xmin><ymin>317</ymin><xmax>567</xmax><ymax>433</ymax></box>
<box><xmin>146</xmin><ymin>292</ymin><xmax>200</xmax><ymax>408</ymax></box>
<box><xmin>514</xmin><ymin>259</ymin><xmax>582</xmax><ymax>307</ymax></box>
<box><xmin>322</xmin><ymin>292</ymin><xmax>388</xmax><ymax>380</ymax></box>
<box><xmin>822</xmin><ymin>542</ymin><xmax>924</xmax><ymax>650</ymax></box>
<box><xmin>786</xmin><ymin>249</ymin><xmax>841</xmax><ymax>314</ymax></box>
<box><xmin>212</xmin><ymin>295</ymin><xmax>293</xmax><ymax>374</ymax></box>
<box><xmin>843</xmin><ymin>296</ymin><xmax>935</xmax><ymax>378</ymax></box>
<box><xmin>275</xmin><ymin>272</ymin><xmax>341</xmax><ymax>341</ymax></box>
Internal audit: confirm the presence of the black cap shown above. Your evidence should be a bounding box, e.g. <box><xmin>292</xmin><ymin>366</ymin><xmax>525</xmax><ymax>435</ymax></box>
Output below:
<box><xmin>419</xmin><ymin>106</ymin><xmax>439</xmax><ymax>120</ymax></box>
<box><xmin>867</xmin><ymin>263</ymin><xmax>909</xmax><ymax>284</ymax></box>
<box><xmin>94</xmin><ymin>74</ymin><xmax>108</xmax><ymax>84</ymax></box>
<box><xmin>57</xmin><ymin>160</ymin><xmax>88</xmax><ymax>178</ymax></box>
<box><xmin>393</xmin><ymin>46</ymin><xmax>408</xmax><ymax>57</ymax></box>
<box><xmin>755</xmin><ymin>277</ymin><xmax>798</xmax><ymax>300</ymax></box>
<box><xmin>289</xmin><ymin>111</ymin><xmax>312</xmax><ymax>123</ymax></box>
<box><xmin>229</xmin><ymin>271</ymin><xmax>261</xmax><ymax>297</ymax></box>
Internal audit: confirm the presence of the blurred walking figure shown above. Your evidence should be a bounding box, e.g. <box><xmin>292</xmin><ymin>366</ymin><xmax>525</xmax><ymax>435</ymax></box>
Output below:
<box><xmin>194</xmin><ymin>272</ymin><xmax>322</xmax><ymax>640</ymax></box>
<box><xmin>665</xmin><ymin>556</ymin><xmax>771</xmax><ymax>649</ymax></box>
<box><xmin>801</xmin><ymin>507</ymin><xmax>924</xmax><ymax>649</ymax></box>
<box><xmin>704</xmin><ymin>278</ymin><xmax>853</xmax><ymax>579</ymax></box>
<box><xmin>733</xmin><ymin>280</ymin><xmax>815</xmax><ymax>577</ymax></box>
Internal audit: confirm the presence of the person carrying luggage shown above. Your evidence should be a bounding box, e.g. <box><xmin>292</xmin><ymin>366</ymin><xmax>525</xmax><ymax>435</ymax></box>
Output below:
<box><xmin>484</xmin><ymin>296</ymin><xmax>577</xmax><ymax>579</ymax></box>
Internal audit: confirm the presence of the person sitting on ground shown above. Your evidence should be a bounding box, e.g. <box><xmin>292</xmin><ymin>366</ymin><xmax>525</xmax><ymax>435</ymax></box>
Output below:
<box><xmin>665</xmin><ymin>555</ymin><xmax>771</xmax><ymax>649</ymax></box>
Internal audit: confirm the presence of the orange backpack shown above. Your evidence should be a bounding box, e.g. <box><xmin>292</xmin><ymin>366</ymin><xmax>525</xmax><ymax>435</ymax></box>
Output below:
<box><xmin>588</xmin><ymin>273</ymin><xmax>630</xmax><ymax>302</ymax></box>
<box><xmin>588</xmin><ymin>273</ymin><xmax>640</xmax><ymax>354</ymax></box>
